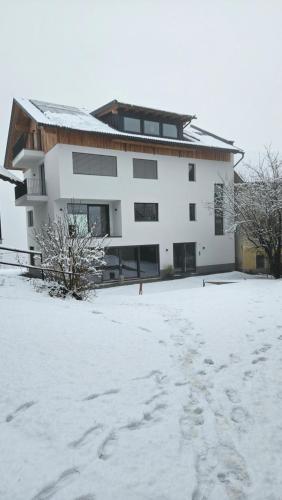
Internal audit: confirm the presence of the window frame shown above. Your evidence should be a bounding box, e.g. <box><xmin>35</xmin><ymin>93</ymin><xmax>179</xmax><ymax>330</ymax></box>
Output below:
<box><xmin>143</xmin><ymin>119</ymin><xmax>160</xmax><ymax>137</ymax></box>
<box><xmin>133</xmin><ymin>158</ymin><xmax>158</xmax><ymax>179</ymax></box>
<box><xmin>123</xmin><ymin>116</ymin><xmax>141</xmax><ymax>134</ymax></box>
<box><xmin>67</xmin><ymin>202</ymin><xmax>110</xmax><ymax>237</ymax></box>
<box><xmin>27</xmin><ymin>210</ymin><xmax>34</xmax><ymax>227</ymax></box>
<box><xmin>189</xmin><ymin>203</ymin><xmax>196</xmax><ymax>221</ymax></box>
<box><xmin>162</xmin><ymin>122</ymin><xmax>178</xmax><ymax>139</ymax></box>
<box><xmin>188</xmin><ymin>163</ymin><xmax>196</xmax><ymax>182</ymax></box>
<box><xmin>134</xmin><ymin>202</ymin><xmax>159</xmax><ymax>222</ymax></box>
<box><xmin>214</xmin><ymin>183</ymin><xmax>224</xmax><ymax>235</ymax></box>
<box><xmin>72</xmin><ymin>152</ymin><xmax>117</xmax><ymax>177</ymax></box>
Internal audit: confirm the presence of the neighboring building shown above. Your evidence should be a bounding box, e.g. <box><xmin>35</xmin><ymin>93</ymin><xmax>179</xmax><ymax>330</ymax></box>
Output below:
<box><xmin>0</xmin><ymin>166</ymin><xmax>27</xmax><ymax>264</ymax></box>
<box><xmin>3</xmin><ymin>97</ymin><xmax>243</xmax><ymax>281</ymax></box>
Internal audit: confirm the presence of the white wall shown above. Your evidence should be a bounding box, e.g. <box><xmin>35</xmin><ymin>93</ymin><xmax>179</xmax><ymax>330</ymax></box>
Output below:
<box><xmin>36</xmin><ymin>144</ymin><xmax>235</xmax><ymax>271</ymax></box>
<box><xmin>0</xmin><ymin>181</ymin><xmax>27</xmax><ymax>265</ymax></box>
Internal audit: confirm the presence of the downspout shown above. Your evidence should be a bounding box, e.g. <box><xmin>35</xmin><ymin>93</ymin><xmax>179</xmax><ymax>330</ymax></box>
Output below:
<box><xmin>233</xmin><ymin>150</ymin><xmax>245</xmax><ymax>169</ymax></box>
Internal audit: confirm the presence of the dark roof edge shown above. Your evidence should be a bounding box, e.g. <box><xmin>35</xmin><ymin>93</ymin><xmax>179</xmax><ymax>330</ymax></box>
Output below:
<box><xmin>93</xmin><ymin>99</ymin><xmax>196</xmax><ymax>121</ymax></box>
<box><xmin>190</xmin><ymin>124</ymin><xmax>234</xmax><ymax>146</ymax></box>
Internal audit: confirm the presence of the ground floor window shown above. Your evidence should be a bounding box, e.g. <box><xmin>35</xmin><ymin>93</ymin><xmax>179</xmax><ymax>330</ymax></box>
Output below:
<box><xmin>173</xmin><ymin>242</ymin><xmax>196</xmax><ymax>273</ymax></box>
<box><xmin>256</xmin><ymin>253</ymin><xmax>265</xmax><ymax>270</ymax></box>
<box><xmin>103</xmin><ymin>245</ymin><xmax>159</xmax><ymax>281</ymax></box>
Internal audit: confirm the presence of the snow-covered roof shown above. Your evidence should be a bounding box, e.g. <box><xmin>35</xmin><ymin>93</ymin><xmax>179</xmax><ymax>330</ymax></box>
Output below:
<box><xmin>15</xmin><ymin>97</ymin><xmax>242</xmax><ymax>153</ymax></box>
<box><xmin>0</xmin><ymin>165</ymin><xmax>22</xmax><ymax>185</ymax></box>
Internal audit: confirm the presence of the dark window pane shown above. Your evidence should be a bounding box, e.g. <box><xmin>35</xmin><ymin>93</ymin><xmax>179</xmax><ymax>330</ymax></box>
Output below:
<box><xmin>144</xmin><ymin>120</ymin><xmax>160</xmax><ymax>136</ymax></box>
<box><xmin>188</xmin><ymin>163</ymin><xmax>195</xmax><ymax>181</ymax></box>
<box><xmin>133</xmin><ymin>159</ymin><xmax>158</xmax><ymax>179</ymax></box>
<box><xmin>139</xmin><ymin>245</ymin><xmax>159</xmax><ymax>277</ymax></box>
<box><xmin>103</xmin><ymin>247</ymin><xmax>120</xmax><ymax>281</ymax></box>
<box><xmin>214</xmin><ymin>183</ymin><xmax>224</xmax><ymax>235</ymax></box>
<box><xmin>120</xmin><ymin>247</ymin><xmax>138</xmax><ymax>277</ymax></box>
<box><xmin>88</xmin><ymin>205</ymin><xmax>109</xmax><ymax>236</ymax></box>
<box><xmin>27</xmin><ymin>210</ymin><xmax>34</xmax><ymax>227</ymax></box>
<box><xmin>134</xmin><ymin>203</ymin><xmax>158</xmax><ymax>221</ymax></box>
<box><xmin>124</xmin><ymin>117</ymin><xmax>141</xmax><ymax>133</ymax></box>
<box><xmin>67</xmin><ymin>203</ymin><xmax>88</xmax><ymax>233</ymax></box>
<box><xmin>189</xmin><ymin>203</ymin><xmax>196</xmax><ymax>221</ymax></box>
<box><xmin>163</xmin><ymin>123</ymin><xmax>177</xmax><ymax>138</ymax></box>
<box><xmin>73</xmin><ymin>152</ymin><xmax>117</xmax><ymax>176</ymax></box>
<box><xmin>256</xmin><ymin>254</ymin><xmax>265</xmax><ymax>269</ymax></box>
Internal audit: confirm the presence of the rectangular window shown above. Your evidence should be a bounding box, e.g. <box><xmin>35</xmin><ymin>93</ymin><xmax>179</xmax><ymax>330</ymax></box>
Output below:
<box><xmin>88</xmin><ymin>205</ymin><xmax>109</xmax><ymax>236</ymax></box>
<box><xmin>124</xmin><ymin>116</ymin><xmax>141</xmax><ymax>133</ymax></box>
<box><xmin>144</xmin><ymin>120</ymin><xmax>160</xmax><ymax>136</ymax></box>
<box><xmin>256</xmin><ymin>254</ymin><xmax>265</xmax><ymax>270</ymax></box>
<box><xmin>163</xmin><ymin>123</ymin><xmax>178</xmax><ymax>138</ymax></box>
<box><xmin>188</xmin><ymin>163</ymin><xmax>195</xmax><ymax>181</ymax></box>
<box><xmin>0</xmin><ymin>217</ymin><xmax>2</xmax><ymax>241</ymax></box>
<box><xmin>214</xmin><ymin>183</ymin><xmax>224</xmax><ymax>235</ymax></box>
<box><xmin>134</xmin><ymin>203</ymin><xmax>158</xmax><ymax>222</ymax></box>
<box><xmin>189</xmin><ymin>203</ymin><xmax>196</xmax><ymax>221</ymax></box>
<box><xmin>67</xmin><ymin>203</ymin><xmax>109</xmax><ymax>236</ymax></box>
<box><xmin>133</xmin><ymin>159</ymin><xmax>158</xmax><ymax>179</ymax></box>
<box><xmin>102</xmin><ymin>245</ymin><xmax>160</xmax><ymax>281</ymax></box>
<box><xmin>73</xmin><ymin>152</ymin><xmax>117</xmax><ymax>177</ymax></box>
<box><xmin>139</xmin><ymin>245</ymin><xmax>159</xmax><ymax>277</ymax></box>
<box><xmin>27</xmin><ymin>210</ymin><xmax>34</xmax><ymax>227</ymax></box>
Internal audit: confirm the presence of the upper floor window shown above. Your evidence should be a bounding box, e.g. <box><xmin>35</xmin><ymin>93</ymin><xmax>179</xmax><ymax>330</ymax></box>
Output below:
<box><xmin>73</xmin><ymin>152</ymin><xmax>117</xmax><ymax>177</ymax></box>
<box><xmin>144</xmin><ymin>120</ymin><xmax>160</xmax><ymax>136</ymax></box>
<box><xmin>124</xmin><ymin>116</ymin><xmax>141</xmax><ymax>133</ymax></box>
<box><xmin>188</xmin><ymin>163</ymin><xmax>195</xmax><ymax>181</ymax></box>
<box><xmin>133</xmin><ymin>159</ymin><xmax>158</xmax><ymax>179</ymax></box>
<box><xmin>214</xmin><ymin>183</ymin><xmax>224</xmax><ymax>235</ymax></box>
<box><xmin>27</xmin><ymin>210</ymin><xmax>34</xmax><ymax>227</ymax></box>
<box><xmin>134</xmin><ymin>203</ymin><xmax>158</xmax><ymax>222</ymax></box>
<box><xmin>189</xmin><ymin>203</ymin><xmax>196</xmax><ymax>221</ymax></box>
<box><xmin>67</xmin><ymin>203</ymin><xmax>110</xmax><ymax>236</ymax></box>
<box><xmin>163</xmin><ymin>123</ymin><xmax>178</xmax><ymax>138</ymax></box>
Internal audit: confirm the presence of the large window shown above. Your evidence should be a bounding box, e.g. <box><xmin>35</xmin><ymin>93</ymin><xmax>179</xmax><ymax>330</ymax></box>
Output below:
<box><xmin>133</xmin><ymin>159</ymin><xmax>158</xmax><ymax>179</ymax></box>
<box><xmin>134</xmin><ymin>203</ymin><xmax>158</xmax><ymax>221</ymax></box>
<box><xmin>102</xmin><ymin>245</ymin><xmax>159</xmax><ymax>280</ymax></box>
<box><xmin>163</xmin><ymin>123</ymin><xmax>178</xmax><ymax>138</ymax></box>
<box><xmin>67</xmin><ymin>203</ymin><xmax>110</xmax><ymax>236</ymax></box>
<box><xmin>124</xmin><ymin>116</ymin><xmax>141</xmax><ymax>133</ymax></box>
<box><xmin>73</xmin><ymin>152</ymin><xmax>117</xmax><ymax>177</ymax></box>
<box><xmin>214</xmin><ymin>183</ymin><xmax>224</xmax><ymax>235</ymax></box>
<box><xmin>188</xmin><ymin>163</ymin><xmax>195</xmax><ymax>181</ymax></box>
<box><xmin>144</xmin><ymin>120</ymin><xmax>160</xmax><ymax>136</ymax></box>
<box><xmin>189</xmin><ymin>203</ymin><xmax>196</xmax><ymax>221</ymax></box>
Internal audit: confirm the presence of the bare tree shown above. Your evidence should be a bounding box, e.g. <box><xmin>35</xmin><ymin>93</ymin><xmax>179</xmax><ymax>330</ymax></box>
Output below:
<box><xmin>34</xmin><ymin>210</ymin><xmax>106</xmax><ymax>298</ymax></box>
<box><xmin>221</xmin><ymin>148</ymin><xmax>282</xmax><ymax>278</ymax></box>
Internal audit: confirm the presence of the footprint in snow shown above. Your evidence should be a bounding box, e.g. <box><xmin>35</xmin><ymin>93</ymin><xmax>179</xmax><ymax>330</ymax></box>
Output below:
<box><xmin>253</xmin><ymin>344</ymin><xmax>271</xmax><ymax>354</ymax></box>
<box><xmin>69</xmin><ymin>424</ymin><xmax>103</xmax><ymax>448</ymax></box>
<box><xmin>204</xmin><ymin>358</ymin><xmax>214</xmax><ymax>365</ymax></box>
<box><xmin>83</xmin><ymin>389</ymin><xmax>119</xmax><ymax>401</ymax></box>
<box><xmin>6</xmin><ymin>400</ymin><xmax>36</xmax><ymax>423</ymax></box>
<box><xmin>252</xmin><ymin>356</ymin><xmax>267</xmax><ymax>364</ymax></box>
<box><xmin>97</xmin><ymin>430</ymin><xmax>117</xmax><ymax>460</ymax></box>
<box><xmin>225</xmin><ymin>388</ymin><xmax>241</xmax><ymax>404</ymax></box>
<box><xmin>31</xmin><ymin>468</ymin><xmax>79</xmax><ymax>500</ymax></box>
<box><xmin>231</xmin><ymin>406</ymin><xmax>249</xmax><ymax>424</ymax></box>
<box><xmin>74</xmin><ymin>495</ymin><xmax>96</xmax><ymax>500</ymax></box>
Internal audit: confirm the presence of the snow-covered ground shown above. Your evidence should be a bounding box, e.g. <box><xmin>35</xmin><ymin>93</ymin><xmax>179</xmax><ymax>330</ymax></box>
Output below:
<box><xmin>1</xmin><ymin>270</ymin><xmax>282</xmax><ymax>500</ymax></box>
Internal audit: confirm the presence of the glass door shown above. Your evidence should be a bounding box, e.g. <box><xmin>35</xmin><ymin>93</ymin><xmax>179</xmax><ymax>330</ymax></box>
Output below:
<box><xmin>173</xmin><ymin>243</ymin><xmax>196</xmax><ymax>273</ymax></box>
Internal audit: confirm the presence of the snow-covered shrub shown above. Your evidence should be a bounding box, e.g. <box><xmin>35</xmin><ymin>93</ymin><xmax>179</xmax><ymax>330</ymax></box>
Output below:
<box><xmin>34</xmin><ymin>211</ymin><xmax>106</xmax><ymax>299</ymax></box>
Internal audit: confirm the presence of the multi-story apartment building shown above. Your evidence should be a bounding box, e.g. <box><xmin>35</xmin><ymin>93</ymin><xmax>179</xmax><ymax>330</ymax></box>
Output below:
<box><xmin>4</xmin><ymin>97</ymin><xmax>243</xmax><ymax>281</ymax></box>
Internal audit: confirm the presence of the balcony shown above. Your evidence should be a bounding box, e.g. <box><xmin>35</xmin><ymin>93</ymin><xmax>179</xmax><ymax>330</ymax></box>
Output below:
<box><xmin>12</xmin><ymin>132</ymin><xmax>44</xmax><ymax>170</ymax></box>
<box><xmin>15</xmin><ymin>178</ymin><xmax>48</xmax><ymax>206</ymax></box>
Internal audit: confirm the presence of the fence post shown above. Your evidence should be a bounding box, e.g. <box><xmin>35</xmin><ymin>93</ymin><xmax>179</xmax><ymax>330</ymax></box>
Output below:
<box><xmin>139</xmin><ymin>281</ymin><xmax>143</xmax><ymax>295</ymax></box>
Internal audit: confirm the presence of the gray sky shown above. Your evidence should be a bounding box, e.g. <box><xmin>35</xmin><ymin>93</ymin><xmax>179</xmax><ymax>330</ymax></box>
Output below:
<box><xmin>1</xmin><ymin>0</ymin><xmax>282</xmax><ymax>165</ymax></box>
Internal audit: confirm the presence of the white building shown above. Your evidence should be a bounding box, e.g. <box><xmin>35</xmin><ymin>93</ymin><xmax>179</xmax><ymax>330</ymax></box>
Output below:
<box><xmin>3</xmin><ymin>98</ymin><xmax>243</xmax><ymax>281</ymax></box>
<box><xmin>0</xmin><ymin>167</ymin><xmax>27</xmax><ymax>264</ymax></box>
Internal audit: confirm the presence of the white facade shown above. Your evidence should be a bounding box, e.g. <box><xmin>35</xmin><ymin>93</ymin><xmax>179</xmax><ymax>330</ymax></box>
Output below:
<box><xmin>23</xmin><ymin>143</ymin><xmax>235</xmax><ymax>276</ymax></box>
<box><xmin>0</xmin><ymin>181</ymin><xmax>27</xmax><ymax>264</ymax></box>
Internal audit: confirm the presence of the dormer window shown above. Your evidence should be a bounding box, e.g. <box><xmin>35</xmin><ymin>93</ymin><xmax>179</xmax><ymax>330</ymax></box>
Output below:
<box><xmin>144</xmin><ymin>120</ymin><xmax>160</xmax><ymax>136</ymax></box>
<box><xmin>163</xmin><ymin>123</ymin><xmax>178</xmax><ymax>138</ymax></box>
<box><xmin>124</xmin><ymin>116</ymin><xmax>141</xmax><ymax>133</ymax></box>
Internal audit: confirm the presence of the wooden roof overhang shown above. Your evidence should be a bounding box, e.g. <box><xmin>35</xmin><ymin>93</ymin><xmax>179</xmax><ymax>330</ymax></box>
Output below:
<box><xmin>93</xmin><ymin>99</ymin><xmax>196</xmax><ymax>124</ymax></box>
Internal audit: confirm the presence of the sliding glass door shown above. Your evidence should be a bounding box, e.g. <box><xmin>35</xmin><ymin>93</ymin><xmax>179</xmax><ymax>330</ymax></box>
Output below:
<box><xmin>173</xmin><ymin>243</ymin><xmax>196</xmax><ymax>273</ymax></box>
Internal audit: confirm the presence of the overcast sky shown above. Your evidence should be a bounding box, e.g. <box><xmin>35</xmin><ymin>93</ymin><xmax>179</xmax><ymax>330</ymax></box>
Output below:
<box><xmin>1</xmin><ymin>0</ymin><xmax>282</xmax><ymax>166</ymax></box>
